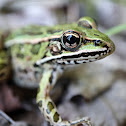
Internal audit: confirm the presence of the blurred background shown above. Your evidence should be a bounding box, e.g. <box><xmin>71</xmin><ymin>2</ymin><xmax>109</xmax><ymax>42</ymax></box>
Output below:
<box><xmin>0</xmin><ymin>0</ymin><xmax>126</xmax><ymax>126</ymax></box>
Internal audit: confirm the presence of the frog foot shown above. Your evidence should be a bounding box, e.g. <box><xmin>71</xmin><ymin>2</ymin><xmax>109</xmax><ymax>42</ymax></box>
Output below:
<box><xmin>60</xmin><ymin>117</ymin><xmax>92</xmax><ymax>126</ymax></box>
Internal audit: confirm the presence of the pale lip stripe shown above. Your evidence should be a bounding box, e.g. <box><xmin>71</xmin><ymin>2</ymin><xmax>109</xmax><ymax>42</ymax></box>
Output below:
<box><xmin>36</xmin><ymin>48</ymin><xmax>107</xmax><ymax>65</ymax></box>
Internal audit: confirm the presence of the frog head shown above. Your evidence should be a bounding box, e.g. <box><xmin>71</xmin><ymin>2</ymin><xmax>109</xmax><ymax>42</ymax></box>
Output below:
<box><xmin>36</xmin><ymin>17</ymin><xmax>115</xmax><ymax>65</ymax></box>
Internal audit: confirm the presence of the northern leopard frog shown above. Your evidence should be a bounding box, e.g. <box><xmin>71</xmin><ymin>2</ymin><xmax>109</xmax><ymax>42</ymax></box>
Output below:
<box><xmin>0</xmin><ymin>17</ymin><xmax>115</xmax><ymax>126</ymax></box>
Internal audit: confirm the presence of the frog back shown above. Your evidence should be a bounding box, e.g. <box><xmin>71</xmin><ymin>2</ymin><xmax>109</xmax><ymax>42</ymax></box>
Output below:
<box><xmin>5</xmin><ymin>26</ymin><xmax>53</xmax><ymax>88</ymax></box>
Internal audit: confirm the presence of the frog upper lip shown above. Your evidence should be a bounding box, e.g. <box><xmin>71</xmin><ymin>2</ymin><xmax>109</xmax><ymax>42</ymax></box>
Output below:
<box><xmin>57</xmin><ymin>48</ymin><xmax>109</xmax><ymax>61</ymax></box>
<box><xmin>55</xmin><ymin>47</ymin><xmax>112</xmax><ymax>64</ymax></box>
<box><xmin>61</xmin><ymin>49</ymin><xmax>107</xmax><ymax>59</ymax></box>
<box><xmin>35</xmin><ymin>48</ymin><xmax>109</xmax><ymax>66</ymax></box>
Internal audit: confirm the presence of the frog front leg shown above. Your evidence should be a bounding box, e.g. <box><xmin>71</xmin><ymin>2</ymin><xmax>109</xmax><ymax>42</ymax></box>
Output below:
<box><xmin>36</xmin><ymin>64</ymin><xmax>92</xmax><ymax>126</ymax></box>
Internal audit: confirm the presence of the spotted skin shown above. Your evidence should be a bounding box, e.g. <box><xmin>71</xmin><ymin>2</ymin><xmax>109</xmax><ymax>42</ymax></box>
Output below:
<box><xmin>37</xmin><ymin>65</ymin><xmax>92</xmax><ymax>126</ymax></box>
<box><xmin>0</xmin><ymin>16</ymin><xmax>115</xmax><ymax>126</ymax></box>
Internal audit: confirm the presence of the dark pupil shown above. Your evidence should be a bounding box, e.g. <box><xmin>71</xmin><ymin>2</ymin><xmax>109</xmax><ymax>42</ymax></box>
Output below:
<box><xmin>64</xmin><ymin>35</ymin><xmax>80</xmax><ymax>46</ymax></box>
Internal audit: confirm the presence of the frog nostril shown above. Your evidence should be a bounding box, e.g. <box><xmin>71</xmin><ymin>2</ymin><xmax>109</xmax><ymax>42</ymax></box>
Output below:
<box><xmin>94</xmin><ymin>34</ymin><xmax>99</xmax><ymax>36</ymax></box>
<box><xmin>94</xmin><ymin>40</ymin><xmax>102</xmax><ymax>46</ymax></box>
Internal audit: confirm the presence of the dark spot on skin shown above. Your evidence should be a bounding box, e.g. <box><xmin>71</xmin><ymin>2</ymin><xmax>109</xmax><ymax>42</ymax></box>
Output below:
<box><xmin>46</xmin><ymin>116</ymin><xmax>50</xmax><ymax>120</ymax></box>
<box><xmin>53</xmin><ymin>68</ymin><xmax>57</xmax><ymax>71</ymax></box>
<box><xmin>51</xmin><ymin>51</ymin><xmax>62</xmax><ymax>56</ymax></box>
<box><xmin>23</xmin><ymin>69</ymin><xmax>27</xmax><ymax>73</ymax></box>
<box><xmin>60</xmin><ymin>67</ymin><xmax>64</xmax><ymax>70</ymax></box>
<box><xmin>26</xmin><ymin>31</ymin><xmax>43</xmax><ymax>35</ymax></box>
<box><xmin>18</xmin><ymin>68</ymin><xmax>27</xmax><ymax>74</ymax></box>
<box><xmin>38</xmin><ymin>100</ymin><xmax>42</xmax><ymax>107</ymax></box>
<box><xmin>18</xmin><ymin>44</ymin><xmax>24</xmax><ymax>50</ymax></box>
<box><xmin>47</xmin><ymin>29</ymin><xmax>62</xmax><ymax>34</ymax></box>
<box><xmin>47</xmin><ymin>102</ymin><xmax>54</xmax><ymax>113</ymax></box>
<box><xmin>103</xmin><ymin>44</ymin><xmax>109</xmax><ymax>49</ymax></box>
<box><xmin>84</xmin><ymin>32</ymin><xmax>86</xmax><ymax>35</ymax></box>
<box><xmin>34</xmin><ymin>71</ymin><xmax>40</xmax><ymax>79</ymax></box>
<box><xmin>94</xmin><ymin>34</ymin><xmax>99</xmax><ymax>36</ymax></box>
<box><xmin>33</xmin><ymin>63</ymin><xmax>39</xmax><ymax>67</ymax></box>
<box><xmin>16</xmin><ymin>53</ymin><xmax>24</xmax><ymax>59</ymax></box>
<box><xmin>67</xmin><ymin>60</ymin><xmax>71</xmax><ymax>63</ymax></box>
<box><xmin>41</xmin><ymin>54</ymin><xmax>46</xmax><ymax>60</ymax></box>
<box><xmin>49</xmin><ymin>38</ymin><xmax>61</xmax><ymax>42</ymax></box>
<box><xmin>31</xmin><ymin>43</ymin><xmax>41</xmax><ymax>55</ymax></box>
<box><xmin>53</xmin><ymin>112</ymin><xmax>60</xmax><ymax>122</ymax></box>
<box><xmin>15</xmin><ymin>32</ymin><xmax>43</xmax><ymax>36</ymax></box>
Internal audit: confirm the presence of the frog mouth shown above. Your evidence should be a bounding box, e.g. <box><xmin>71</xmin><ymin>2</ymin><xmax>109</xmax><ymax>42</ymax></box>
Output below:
<box><xmin>56</xmin><ymin>48</ymin><xmax>111</xmax><ymax>64</ymax></box>
<box><xmin>35</xmin><ymin>47</ymin><xmax>111</xmax><ymax>66</ymax></box>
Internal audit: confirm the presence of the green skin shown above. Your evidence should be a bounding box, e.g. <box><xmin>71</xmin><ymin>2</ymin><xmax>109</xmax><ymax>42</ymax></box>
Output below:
<box><xmin>0</xmin><ymin>17</ymin><xmax>115</xmax><ymax>126</ymax></box>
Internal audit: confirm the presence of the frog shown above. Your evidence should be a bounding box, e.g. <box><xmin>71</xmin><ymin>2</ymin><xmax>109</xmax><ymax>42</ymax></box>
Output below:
<box><xmin>0</xmin><ymin>16</ymin><xmax>115</xmax><ymax>126</ymax></box>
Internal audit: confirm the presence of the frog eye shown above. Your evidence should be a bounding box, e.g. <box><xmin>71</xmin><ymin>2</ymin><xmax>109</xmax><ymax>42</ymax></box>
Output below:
<box><xmin>78</xmin><ymin>16</ymin><xmax>97</xmax><ymax>29</ymax></box>
<box><xmin>61</xmin><ymin>31</ymin><xmax>82</xmax><ymax>52</ymax></box>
